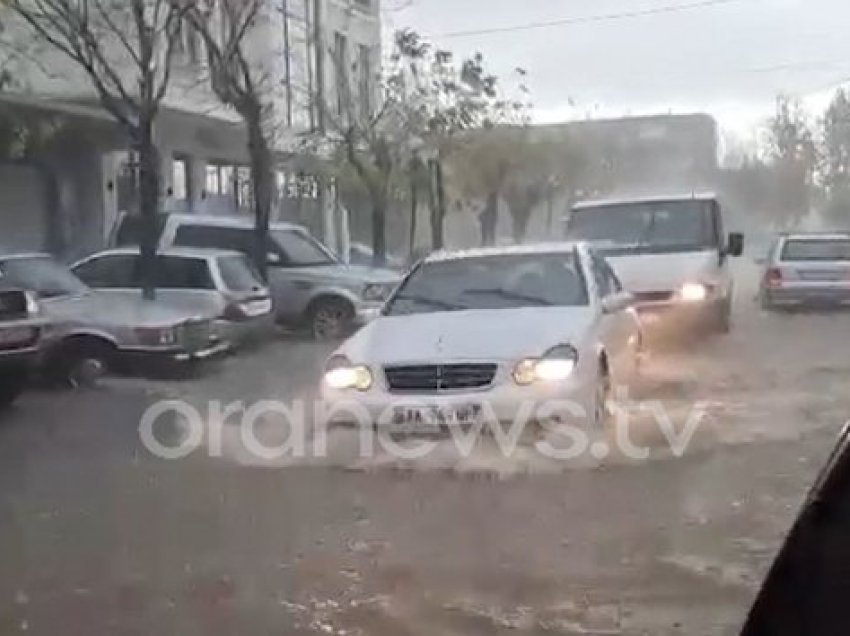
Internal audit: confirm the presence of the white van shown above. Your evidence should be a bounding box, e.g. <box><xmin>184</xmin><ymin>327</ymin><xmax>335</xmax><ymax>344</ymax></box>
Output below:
<box><xmin>565</xmin><ymin>194</ymin><xmax>744</xmax><ymax>333</ymax></box>
<box><xmin>111</xmin><ymin>213</ymin><xmax>401</xmax><ymax>339</ymax></box>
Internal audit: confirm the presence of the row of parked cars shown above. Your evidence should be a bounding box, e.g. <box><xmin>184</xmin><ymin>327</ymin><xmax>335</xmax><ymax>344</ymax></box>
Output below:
<box><xmin>0</xmin><ymin>213</ymin><xmax>403</xmax><ymax>408</ymax></box>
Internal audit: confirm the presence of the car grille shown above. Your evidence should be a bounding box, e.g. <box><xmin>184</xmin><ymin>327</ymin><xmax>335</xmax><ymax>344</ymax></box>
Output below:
<box><xmin>384</xmin><ymin>364</ymin><xmax>498</xmax><ymax>393</ymax></box>
<box><xmin>633</xmin><ymin>290</ymin><xmax>674</xmax><ymax>303</ymax></box>
<box><xmin>181</xmin><ymin>319</ymin><xmax>212</xmax><ymax>352</ymax></box>
<box><xmin>0</xmin><ymin>290</ymin><xmax>28</xmax><ymax>320</ymax></box>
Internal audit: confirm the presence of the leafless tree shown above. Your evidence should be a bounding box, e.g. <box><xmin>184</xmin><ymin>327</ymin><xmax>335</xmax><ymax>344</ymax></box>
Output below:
<box><xmin>180</xmin><ymin>0</ymin><xmax>277</xmax><ymax>280</ymax></box>
<box><xmin>5</xmin><ymin>0</ymin><xmax>186</xmax><ymax>298</ymax></box>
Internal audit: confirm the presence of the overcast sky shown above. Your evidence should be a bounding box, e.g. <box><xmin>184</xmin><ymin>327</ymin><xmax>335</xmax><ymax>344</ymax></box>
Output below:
<box><xmin>384</xmin><ymin>0</ymin><xmax>850</xmax><ymax>140</ymax></box>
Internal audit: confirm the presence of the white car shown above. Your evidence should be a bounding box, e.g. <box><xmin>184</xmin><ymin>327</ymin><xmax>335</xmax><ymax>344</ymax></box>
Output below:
<box><xmin>321</xmin><ymin>242</ymin><xmax>642</xmax><ymax>434</ymax></box>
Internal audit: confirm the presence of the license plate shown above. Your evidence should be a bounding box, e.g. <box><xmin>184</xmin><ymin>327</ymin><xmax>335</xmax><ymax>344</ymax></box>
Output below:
<box><xmin>392</xmin><ymin>404</ymin><xmax>482</xmax><ymax>428</ymax></box>
<box><xmin>0</xmin><ymin>326</ymin><xmax>35</xmax><ymax>347</ymax></box>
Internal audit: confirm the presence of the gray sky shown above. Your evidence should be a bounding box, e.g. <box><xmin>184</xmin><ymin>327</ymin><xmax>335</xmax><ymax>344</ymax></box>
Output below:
<box><xmin>384</xmin><ymin>0</ymin><xmax>850</xmax><ymax>137</ymax></box>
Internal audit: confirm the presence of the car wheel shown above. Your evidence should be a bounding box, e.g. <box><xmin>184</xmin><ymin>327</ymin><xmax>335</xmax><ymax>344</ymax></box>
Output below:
<box><xmin>52</xmin><ymin>338</ymin><xmax>114</xmax><ymax>388</ymax></box>
<box><xmin>0</xmin><ymin>369</ymin><xmax>27</xmax><ymax>409</ymax></box>
<box><xmin>309</xmin><ymin>298</ymin><xmax>354</xmax><ymax>341</ymax></box>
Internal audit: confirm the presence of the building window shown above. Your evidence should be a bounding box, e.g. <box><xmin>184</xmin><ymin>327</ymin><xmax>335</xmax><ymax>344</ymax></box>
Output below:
<box><xmin>172</xmin><ymin>157</ymin><xmax>188</xmax><ymax>200</ymax></box>
<box><xmin>334</xmin><ymin>31</ymin><xmax>349</xmax><ymax>118</ymax></box>
<box><xmin>205</xmin><ymin>164</ymin><xmax>222</xmax><ymax>195</ymax></box>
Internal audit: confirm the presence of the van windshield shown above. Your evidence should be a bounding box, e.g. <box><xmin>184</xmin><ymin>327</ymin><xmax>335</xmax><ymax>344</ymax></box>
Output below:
<box><xmin>566</xmin><ymin>200</ymin><xmax>717</xmax><ymax>254</ymax></box>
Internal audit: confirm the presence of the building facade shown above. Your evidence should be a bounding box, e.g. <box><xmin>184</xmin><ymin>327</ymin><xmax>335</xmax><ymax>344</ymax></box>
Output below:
<box><xmin>0</xmin><ymin>0</ymin><xmax>381</xmax><ymax>257</ymax></box>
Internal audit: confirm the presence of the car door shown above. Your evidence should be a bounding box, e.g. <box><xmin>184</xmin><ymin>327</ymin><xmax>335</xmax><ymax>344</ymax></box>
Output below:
<box><xmin>591</xmin><ymin>254</ymin><xmax>632</xmax><ymax>378</ymax></box>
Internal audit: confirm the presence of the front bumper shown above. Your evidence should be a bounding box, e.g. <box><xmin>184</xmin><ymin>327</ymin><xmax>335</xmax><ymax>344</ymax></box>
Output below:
<box><xmin>119</xmin><ymin>339</ymin><xmax>231</xmax><ymax>364</ymax></box>
<box><xmin>320</xmin><ymin>375</ymin><xmax>596</xmax><ymax>432</ymax></box>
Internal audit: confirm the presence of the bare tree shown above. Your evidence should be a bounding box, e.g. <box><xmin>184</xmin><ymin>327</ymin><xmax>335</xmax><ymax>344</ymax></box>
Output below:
<box><xmin>5</xmin><ymin>0</ymin><xmax>186</xmax><ymax>298</ymax></box>
<box><xmin>180</xmin><ymin>0</ymin><xmax>277</xmax><ymax>280</ymax></box>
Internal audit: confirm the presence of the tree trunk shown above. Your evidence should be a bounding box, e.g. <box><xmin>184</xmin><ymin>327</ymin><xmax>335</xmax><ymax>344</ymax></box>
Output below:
<box><xmin>510</xmin><ymin>207</ymin><xmax>531</xmax><ymax>243</ymax></box>
<box><xmin>408</xmin><ymin>172</ymin><xmax>418</xmax><ymax>258</ymax></box>
<box><xmin>135</xmin><ymin>115</ymin><xmax>160</xmax><ymax>301</ymax></box>
<box><xmin>480</xmin><ymin>190</ymin><xmax>499</xmax><ymax>246</ymax></box>
<box><xmin>372</xmin><ymin>192</ymin><xmax>387</xmax><ymax>267</ymax></box>
<box><xmin>247</xmin><ymin>115</ymin><xmax>273</xmax><ymax>282</ymax></box>
<box><xmin>432</xmin><ymin>158</ymin><xmax>446</xmax><ymax>250</ymax></box>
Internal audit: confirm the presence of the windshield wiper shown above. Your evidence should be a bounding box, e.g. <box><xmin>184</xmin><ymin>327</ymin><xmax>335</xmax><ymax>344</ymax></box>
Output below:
<box><xmin>391</xmin><ymin>293</ymin><xmax>464</xmax><ymax>312</ymax></box>
<box><xmin>464</xmin><ymin>287</ymin><xmax>553</xmax><ymax>306</ymax></box>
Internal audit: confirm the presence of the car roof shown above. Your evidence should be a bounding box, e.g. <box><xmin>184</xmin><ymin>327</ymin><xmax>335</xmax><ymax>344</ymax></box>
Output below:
<box><xmin>425</xmin><ymin>242</ymin><xmax>585</xmax><ymax>263</ymax></box>
<box><xmin>572</xmin><ymin>192</ymin><xmax>719</xmax><ymax>210</ymax></box>
<box><xmin>157</xmin><ymin>213</ymin><xmax>305</xmax><ymax>232</ymax></box>
<box><xmin>83</xmin><ymin>246</ymin><xmax>246</xmax><ymax>260</ymax></box>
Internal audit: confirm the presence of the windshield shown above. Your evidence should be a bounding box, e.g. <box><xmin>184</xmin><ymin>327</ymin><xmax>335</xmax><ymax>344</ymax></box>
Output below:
<box><xmin>271</xmin><ymin>230</ymin><xmax>337</xmax><ymax>266</ymax></box>
<box><xmin>566</xmin><ymin>200</ymin><xmax>717</xmax><ymax>252</ymax></box>
<box><xmin>0</xmin><ymin>257</ymin><xmax>89</xmax><ymax>298</ymax></box>
<box><xmin>385</xmin><ymin>252</ymin><xmax>587</xmax><ymax>316</ymax></box>
<box><xmin>218</xmin><ymin>255</ymin><xmax>264</xmax><ymax>291</ymax></box>
<box><xmin>781</xmin><ymin>238</ymin><xmax>850</xmax><ymax>261</ymax></box>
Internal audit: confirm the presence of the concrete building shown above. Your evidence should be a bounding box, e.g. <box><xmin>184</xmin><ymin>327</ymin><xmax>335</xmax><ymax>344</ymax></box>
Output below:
<box><xmin>0</xmin><ymin>0</ymin><xmax>381</xmax><ymax>258</ymax></box>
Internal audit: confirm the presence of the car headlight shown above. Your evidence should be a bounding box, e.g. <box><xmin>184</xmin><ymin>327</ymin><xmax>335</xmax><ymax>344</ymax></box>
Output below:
<box><xmin>135</xmin><ymin>326</ymin><xmax>178</xmax><ymax>346</ymax></box>
<box><xmin>362</xmin><ymin>283</ymin><xmax>392</xmax><ymax>303</ymax></box>
<box><xmin>324</xmin><ymin>355</ymin><xmax>373</xmax><ymax>391</ymax></box>
<box><xmin>513</xmin><ymin>345</ymin><xmax>579</xmax><ymax>385</ymax></box>
<box><xmin>678</xmin><ymin>282</ymin><xmax>709</xmax><ymax>303</ymax></box>
<box><xmin>24</xmin><ymin>291</ymin><xmax>40</xmax><ymax>316</ymax></box>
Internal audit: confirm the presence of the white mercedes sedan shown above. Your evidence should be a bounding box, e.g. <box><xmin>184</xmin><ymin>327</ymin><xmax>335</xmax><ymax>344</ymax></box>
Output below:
<box><xmin>321</xmin><ymin>242</ymin><xmax>642</xmax><ymax>434</ymax></box>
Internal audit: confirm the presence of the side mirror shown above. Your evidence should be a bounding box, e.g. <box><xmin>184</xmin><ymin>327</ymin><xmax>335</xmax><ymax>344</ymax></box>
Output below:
<box><xmin>601</xmin><ymin>291</ymin><xmax>633</xmax><ymax>314</ymax></box>
<box><xmin>267</xmin><ymin>252</ymin><xmax>282</xmax><ymax>266</ymax></box>
<box><xmin>727</xmin><ymin>232</ymin><xmax>745</xmax><ymax>257</ymax></box>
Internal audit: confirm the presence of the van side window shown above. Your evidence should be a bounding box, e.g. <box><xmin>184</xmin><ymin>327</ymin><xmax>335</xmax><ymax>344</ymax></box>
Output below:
<box><xmin>174</xmin><ymin>226</ymin><xmax>254</xmax><ymax>255</ymax></box>
<box><xmin>114</xmin><ymin>214</ymin><xmax>168</xmax><ymax>247</ymax></box>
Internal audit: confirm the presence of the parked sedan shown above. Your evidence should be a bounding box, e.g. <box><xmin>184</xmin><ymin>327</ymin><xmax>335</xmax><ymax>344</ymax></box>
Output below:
<box><xmin>72</xmin><ymin>247</ymin><xmax>273</xmax><ymax>346</ymax></box>
<box><xmin>759</xmin><ymin>232</ymin><xmax>850</xmax><ymax>310</ymax></box>
<box><xmin>0</xmin><ymin>286</ymin><xmax>43</xmax><ymax>407</ymax></box>
<box><xmin>0</xmin><ymin>254</ymin><xmax>227</xmax><ymax>384</ymax></box>
<box><xmin>321</xmin><ymin>242</ymin><xmax>642</xmax><ymax>434</ymax></box>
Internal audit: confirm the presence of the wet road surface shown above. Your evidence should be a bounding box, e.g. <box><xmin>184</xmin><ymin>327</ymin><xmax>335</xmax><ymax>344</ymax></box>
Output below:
<box><xmin>1</xmin><ymin>262</ymin><xmax>849</xmax><ymax>635</ymax></box>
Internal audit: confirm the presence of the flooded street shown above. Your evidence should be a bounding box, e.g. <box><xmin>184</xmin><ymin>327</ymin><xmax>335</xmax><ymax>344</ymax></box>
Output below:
<box><xmin>1</xmin><ymin>262</ymin><xmax>849</xmax><ymax>635</ymax></box>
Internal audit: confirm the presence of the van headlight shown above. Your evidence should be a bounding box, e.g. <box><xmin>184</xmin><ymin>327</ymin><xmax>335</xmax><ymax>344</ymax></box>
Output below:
<box><xmin>513</xmin><ymin>345</ymin><xmax>579</xmax><ymax>385</ymax></box>
<box><xmin>678</xmin><ymin>282</ymin><xmax>709</xmax><ymax>303</ymax></box>
<box><xmin>324</xmin><ymin>355</ymin><xmax>373</xmax><ymax>391</ymax></box>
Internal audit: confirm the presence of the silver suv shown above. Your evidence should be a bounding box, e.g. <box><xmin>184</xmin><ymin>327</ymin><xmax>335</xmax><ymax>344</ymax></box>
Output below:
<box><xmin>112</xmin><ymin>213</ymin><xmax>402</xmax><ymax>339</ymax></box>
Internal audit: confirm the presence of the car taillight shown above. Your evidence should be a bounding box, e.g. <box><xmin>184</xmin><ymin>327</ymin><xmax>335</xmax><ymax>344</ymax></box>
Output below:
<box><xmin>765</xmin><ymin>267</ymin><xmax>782</xmax><ymax>287</ymax></box>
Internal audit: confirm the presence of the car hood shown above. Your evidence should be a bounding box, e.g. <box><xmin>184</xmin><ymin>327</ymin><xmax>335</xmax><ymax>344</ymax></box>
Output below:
<box><xmin>603</xmin><ymin>250</ymin><xmax>720</xmax><ymax>293</ymax></box>
<box><xmin>339</xmin><ymin>307</ymin><xmax>595</xmax><ymax>364</ymax></box>
<box><xmin>41</xmin><ymin>291</ymin><xmax>216</xmax><ymax>328</ymax></box>
<box><xmin>291</xmin><ymin>264</ymin><xmax>401</xmax><ymax>285</ymax></box>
